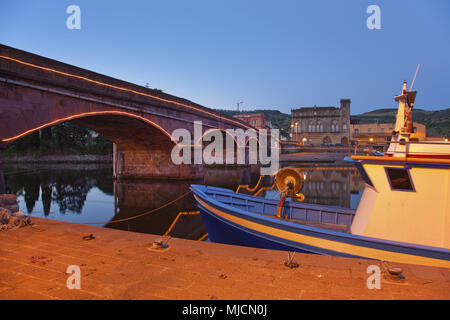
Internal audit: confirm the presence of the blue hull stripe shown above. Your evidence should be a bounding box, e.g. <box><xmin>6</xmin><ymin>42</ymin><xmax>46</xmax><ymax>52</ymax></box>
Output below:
<box><xmin>198</xmin><ymin>203</ymin><xmax>368</xmax><ymax>259</ymax></box>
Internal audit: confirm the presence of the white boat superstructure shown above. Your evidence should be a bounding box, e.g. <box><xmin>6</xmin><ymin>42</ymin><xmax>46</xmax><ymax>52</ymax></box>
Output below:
<box><xmin>386</xmin><ymin>80</ymin><xmax>450</xmax><ymax>159</ymax></box>
<box><xmin>350</xmin><ymin>81</ymin><xmax>450</xmax><ymax>250</ymax></box>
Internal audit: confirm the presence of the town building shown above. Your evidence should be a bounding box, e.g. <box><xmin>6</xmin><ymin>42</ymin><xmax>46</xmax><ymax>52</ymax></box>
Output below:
<box><xmin>233</xmin><ymin>113</ymin><xmax>272</xmax><ymax>129</ymax></box>
<box><xmin>290</xmin><ymin>99</ymin><xmax>351</xmax><ymax>145</ymax></box>
<box><xmin>350</xmin><ymin>122</ymin><xmax>426</xmax><ymax>144</ymax></box>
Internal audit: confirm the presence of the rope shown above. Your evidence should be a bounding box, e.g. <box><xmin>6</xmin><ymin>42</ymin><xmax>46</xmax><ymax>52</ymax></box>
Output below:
<box><xmin>163</xmin><ymin>210</ymin><xmax>200</xmax><ymax>236</ymax></box>
<box><xmin>81</xmin><ymin>189</ymin><xmax>193</xmax><ymax>225</ymax></box>
<box><xmin>198</xmin><ymin>233</ymin><xmax>208</xmax><ymax>241</ymax></box>
<box><xmin>235</xmin><ymin>175</ymin><xmax>264</xmax><ymax>193</ymax></box>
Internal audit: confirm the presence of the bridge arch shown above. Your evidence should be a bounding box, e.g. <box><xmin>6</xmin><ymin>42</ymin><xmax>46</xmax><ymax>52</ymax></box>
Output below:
<box><xmin>0</xmin><ymin>44</ymin><xmax>258</xmax><ymax>184</ymax></box>
<box><xmin>3</xmin><ymin>111</ymin><xmax>204</xmax><ymax>179</ymax></box>
<box><xmin>1</xmin><ymin>110</ymin><xmax>175</xmax><ymax>144</ymax></box>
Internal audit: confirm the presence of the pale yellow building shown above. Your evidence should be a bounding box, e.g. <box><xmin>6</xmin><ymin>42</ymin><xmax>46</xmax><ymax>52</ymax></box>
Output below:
<box><xmin>350</xmin><ymin>122</ymin><xmax>426</xmax><ymax>144</ymax></box>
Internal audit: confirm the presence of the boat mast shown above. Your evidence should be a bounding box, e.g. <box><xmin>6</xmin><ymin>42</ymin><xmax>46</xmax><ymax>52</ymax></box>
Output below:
<box><xmin>393</xmin><ymin>80</ymin><xmax>417</xmax><ymax>142</ymax></box>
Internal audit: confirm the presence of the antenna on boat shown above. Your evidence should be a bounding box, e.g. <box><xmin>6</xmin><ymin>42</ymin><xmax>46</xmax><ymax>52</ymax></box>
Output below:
<box><xmin>409</xmin><ymin>64</ymin><xmax>420</xmax><ymax>91</ymax></box>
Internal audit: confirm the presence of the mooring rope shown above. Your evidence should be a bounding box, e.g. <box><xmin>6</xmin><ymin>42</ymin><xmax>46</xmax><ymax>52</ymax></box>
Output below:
<box><xmin>163</xmin><ymin>210</ymin><xmax>200</xmax><ymax>236</ymax></box>
<box><xmin>81</xmin><ymin>189</ymin><xmax>193</xmax><ymax>225</ymax></box>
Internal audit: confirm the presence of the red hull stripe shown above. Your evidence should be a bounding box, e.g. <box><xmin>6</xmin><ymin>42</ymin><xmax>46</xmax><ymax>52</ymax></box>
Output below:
<box><xmin>385</xmin><ymin>153</ymin><xmax>450</xmax><ymax>160</ymax></box>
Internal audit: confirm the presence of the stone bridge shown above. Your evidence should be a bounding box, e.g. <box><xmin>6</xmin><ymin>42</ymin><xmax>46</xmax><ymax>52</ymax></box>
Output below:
<box><xmin>0</xmin><ymin>45</ymin><xmax>256</xmax><ymax>192</ymax></box>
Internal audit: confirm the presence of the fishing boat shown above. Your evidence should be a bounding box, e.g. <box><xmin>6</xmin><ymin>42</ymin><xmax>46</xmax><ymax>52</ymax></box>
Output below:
<box><xmin>191</xmin><ymin>80</ymin><xmax>450</xmax><ymax>268</ymax></box>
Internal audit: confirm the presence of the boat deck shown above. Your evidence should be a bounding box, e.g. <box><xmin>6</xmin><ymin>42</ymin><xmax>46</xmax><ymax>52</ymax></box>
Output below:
<box><xmin>203</xmin><ymin>185</ymin><xmax>356</xmax><ymax>233</ymax></box>
<box><xmin>267</xmin><ymin>214</ymin><xmax>350</xmax><ymax>233</ymax></box>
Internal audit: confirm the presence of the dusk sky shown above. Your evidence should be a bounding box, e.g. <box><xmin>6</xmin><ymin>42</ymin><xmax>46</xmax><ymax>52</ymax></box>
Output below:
<box><xmin>1</xmin><ymin>0</ymin><xmax>449</xmax><ymax>115</ymax></box>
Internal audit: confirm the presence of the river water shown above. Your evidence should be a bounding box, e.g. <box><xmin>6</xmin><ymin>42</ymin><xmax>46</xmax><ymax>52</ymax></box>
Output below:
<box><xmin>4</xmin><ymin>163</ymin><xmax>365</xmax><ymax>241</ymax></box>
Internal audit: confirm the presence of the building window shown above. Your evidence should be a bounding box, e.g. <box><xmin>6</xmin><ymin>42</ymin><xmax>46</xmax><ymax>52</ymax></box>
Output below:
<box><xmin>252</xmin><ymin>119</ymin><xmax>257</xmax><ymax>126</ymax></box>
<box><xmin>343</xmin><ymin>124</ymin><xmax>347</xmax><ymax>130</ymax></box>
<box><xmin>331</xmin><ymin>121</ymin><xmax>339</xmax><ymax>132</ymax></box>
<box><xmin>314</xmin><ymin>122</ymin><xmax>323</xmax><ymax>132</ymax></box>
<box><xmin>385</xmin><ymin>168</ymin><xmax>415</xmax><ymax>191</ymax></box>
<box><xmin>368</xmin><ymin>128</ymin><xmax>372</xmax><ymax>133</ymax></box>
<box><xmin>354</xmin><ymin>129</ymin><xmax>359</xmax><ymax>134</ymax></box>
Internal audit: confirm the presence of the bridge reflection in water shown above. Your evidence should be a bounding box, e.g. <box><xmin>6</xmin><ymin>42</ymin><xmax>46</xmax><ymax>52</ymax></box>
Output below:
<box><xmin>4</xmin><ymin>163</ymin><xmax>364</xmax><ymax>240</ymax></box>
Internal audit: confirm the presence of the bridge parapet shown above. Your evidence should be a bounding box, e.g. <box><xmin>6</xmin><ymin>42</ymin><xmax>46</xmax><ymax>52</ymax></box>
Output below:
<box><xmin>0</xmin><ymin>45</ymin><xmax>259</xmax><ymax>180</ymax></box>
<box><xmin>0</xmin><ymin>44</ymin><xmax>251</xmax><ymax>137</ymax></box>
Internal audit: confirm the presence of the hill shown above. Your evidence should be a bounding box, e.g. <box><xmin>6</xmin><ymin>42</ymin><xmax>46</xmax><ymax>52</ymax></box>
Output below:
<box><xmin>352</xmin><ymin>108</ymin><xmax>450</xmax><ymax>137</ymax></box>
<box><xmin>216</xmin><ymin>107</ymin><xmax>450</xmax><ymax>138</ymax></box>
<box><xmin>215</xmin><ymin>109</ymin><xmax>291</xmax><ymax>137</ymax></box>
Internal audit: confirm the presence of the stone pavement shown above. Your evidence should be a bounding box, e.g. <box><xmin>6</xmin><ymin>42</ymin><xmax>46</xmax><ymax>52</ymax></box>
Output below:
<box><xmin>0</xmin><ymin>217</ymin><xmax>448</xmax><ymax>300</ymax></box>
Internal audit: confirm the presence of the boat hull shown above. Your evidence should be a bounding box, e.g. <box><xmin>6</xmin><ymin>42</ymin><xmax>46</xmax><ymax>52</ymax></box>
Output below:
<box><xmin>200</xmin><ymin>205</ymin><xmax>311</xmax><ymax>254</ymax></box>
<box><xmin>192</xmin><ymin>185</ymin><xmax>450</xmax><ymax>268</ymax></box>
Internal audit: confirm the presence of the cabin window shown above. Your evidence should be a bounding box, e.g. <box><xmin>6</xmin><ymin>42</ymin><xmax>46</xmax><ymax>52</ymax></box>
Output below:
<box><xmin>385</xmin><ymin>168</ymin><xmax>415</xmax><ymax>191</ymax></box>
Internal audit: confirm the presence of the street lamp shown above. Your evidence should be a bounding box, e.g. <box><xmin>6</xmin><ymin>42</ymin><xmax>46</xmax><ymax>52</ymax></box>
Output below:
<box><xmin>295</xmin><ymin>122</ymin><xmax>299</xmax><ymax>141</ymax></box>
<box><xmin>236</xmin><ymin>101</ymin><xmax>244</xmax><ymax>112</ymax></box>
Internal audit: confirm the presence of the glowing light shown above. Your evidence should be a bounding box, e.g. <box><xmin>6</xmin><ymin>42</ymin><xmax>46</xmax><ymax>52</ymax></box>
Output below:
<box><xmin>0</xmin><ymin>56</ymin><xmax>287</xmax><ymax>151</ymax></box>
<box><xmin>0</xmin><ymin>55</ymin><xmax>251</xmax><ymax>130</ymax></box>
<box><xmin>1</xmin><ymin>110</ymin><xmax>174</xmax><ymax>143</ymax></box>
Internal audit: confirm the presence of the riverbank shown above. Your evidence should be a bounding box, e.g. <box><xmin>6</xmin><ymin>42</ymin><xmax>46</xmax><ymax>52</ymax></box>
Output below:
<box><xmin>4</xmin><ymin>154</ymin><xmax>112</xmax><ymax>163</ymax></box>
<box><xmin>279</xmin><ymin>152</ymin><xmax>350</xmax><ymax>163</ymax></box>
<box><xmin>0</xmin><ymin>217</ymin><xmax>448</xmax><ymax>300</ymax></box>
<box><xmin>5</xmin><ymin>153</ymin><xmax>350</xmax><ymax>165</ymax></box>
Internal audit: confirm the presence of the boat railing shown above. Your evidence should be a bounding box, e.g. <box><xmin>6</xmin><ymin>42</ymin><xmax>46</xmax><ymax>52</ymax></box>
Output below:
<box><xmin>206</xmin><ymin>188</ymin><xmax>356</xmax><ymax>227</ymax></box>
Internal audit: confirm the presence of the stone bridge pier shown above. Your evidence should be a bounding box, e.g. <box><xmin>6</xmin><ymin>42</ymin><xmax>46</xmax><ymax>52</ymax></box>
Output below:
<box><xmin>72</xmin><ymin>115</ymin><xmax>204</xmax><ymax>180</ymax></box>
